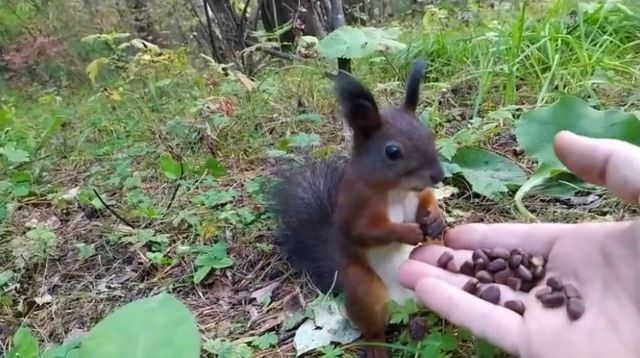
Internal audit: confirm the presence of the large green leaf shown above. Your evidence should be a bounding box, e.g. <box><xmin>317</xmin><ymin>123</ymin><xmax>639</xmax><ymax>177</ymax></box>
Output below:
<box><xmin>78</xmin><ymin>293</ymin><xmax>200</xmax><ymax>358</ymax></box>
<box><xmin>6</xmin><ymin>327</ymin><xmax>39</xmax><ymax>358</ymax></box>
<box><xmin>158</xmin><ymin>153</ymin><xmax>182</xmax><ymax>180</ymax></box>
<box><xmin>514</xmin><ymin>96</ymin><xmax>640</xmax><ymax>219</ymax></box>
<box><xmin>448</xmin><ymin>147</ymin><xmax>527</xmax><ymax>200</ymax></box>
<box><xmin>317</xmin><ymin>26</ymin><xmax>406</xmax><ymax>59</ymax></box>
<box><xmin>516</xmin><ymin>96</ymin><xmax>640</xmax><ymax>168</ymax></box>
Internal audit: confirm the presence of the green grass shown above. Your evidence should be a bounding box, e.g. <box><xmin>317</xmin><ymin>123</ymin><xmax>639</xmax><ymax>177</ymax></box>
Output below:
<box><xmin>2</xmin><ymin>0</ymin><xmax>640</xmax><ymax>357</ymax></box>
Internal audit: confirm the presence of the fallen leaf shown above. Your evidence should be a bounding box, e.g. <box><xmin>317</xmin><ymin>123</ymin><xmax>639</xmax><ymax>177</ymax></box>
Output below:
<box><xmin>293</xmin><ymin>296</ymin><xmax>360</xmax><ymax>356</ymax></box>
<box><xmin>236</xmin><ymin>72</ymin><xmax>257</xmax><ymax>91</ymax></box>
<box><xmin>434</xmin><ymin>185</ymin><xmax>459</xmax><ymax>200</ymax></box>
<box><xmin>61</xmin><ymin>187</ymin><xmax>80</xmax><ymax>201</ymax></box>
<box><xmin>35</xmin><ymin>293</ymin><xmax>53</xmax><ymax>305</ymax></box>
<box><xmin>45</xmin><ymin>215</ymin><xmax>61</xmax><ymax>230</ymax></box>
<box><xmin>216</xmin><ymin>98</ymin><xmax>235</xmax><ymax>117</ymax></box>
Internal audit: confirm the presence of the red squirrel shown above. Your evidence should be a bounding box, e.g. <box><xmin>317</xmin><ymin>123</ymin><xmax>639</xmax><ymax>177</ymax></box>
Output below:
<box><xmin>269</xmin><ymin>59</ymin><xmax>446</xmax><ymax>358</ymax></box>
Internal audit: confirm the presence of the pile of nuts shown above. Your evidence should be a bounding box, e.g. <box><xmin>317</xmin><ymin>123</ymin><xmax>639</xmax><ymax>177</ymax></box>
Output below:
<box><xmin>437</xmin><ymin>247</ymin><xmax>585</xmax><ymax>321</ymax></box>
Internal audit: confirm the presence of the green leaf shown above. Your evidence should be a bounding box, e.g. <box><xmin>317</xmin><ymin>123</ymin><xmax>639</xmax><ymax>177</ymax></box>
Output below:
<box><xmin>318</xmin><ymin>344</ymin><xmax>345</xmax><ymax>358</ymax></box>
<box><xmin>79</xmin><ymin>293</ymin><xmax>200</xmax><ymax>358</ymax></box>
<box><xmin>0</xmin><ymin>270</ymin><xmax>14</xmax><ymax>288</ymax></box>
<box><xmin>86</xmin><ymin>57</ymin><xmax>109</xmax><ymax>85</ymax></box>
<box><xmin>317</xmin><ymin>26</ymin><xmax>407</xmax><ymax>59</ymax></box>
<box><xmin>40</xmin><ymin>336</ymin><xmax>83</xmax><ymax>358</ymax></box>
<box><xmin>193</xmin><ymin>242</ymin><xmax>234</xmax><ymax>283</ymax></box>
<box><xmin>514</xmin><ymin>96</ymin><xmax>640</xmax><ymax>219</ymax></box>
<box><xmin>193</xmin><ymin>189</ymin><xmax>237</xmax><ymax>208</ymax></box>
<box><xmin>76</xmin><ymin>243</ymin><xmax>97</xmax><ymax>260</ymax></box>
<box><xmin>159</xmin><ymin>153</ymin><xmax>182</xmax><ymax>180</ymax></box>
<box><xmin>513</xmin><ymin>164</ymin><xmax>565</xmax><ymax>220</ymax></box>
<box><xmin>436</xmin><ymin>138</ymin><xmax>459</xmax><ymax>160</ymax></box>
<box><xmin>193</xmin><ymin>266</ymin><xmax>212</xmax><ymax>284</ymax></box>
<box><xmin>516</xmin><ymin>96</ymin><xmax>640</xmax><ymax>168</ymax></box>
<box><xmin>388</xmin><ymin>299</ymin><xmax>419</xmax><ymax>324</ymax></box>
<box><xmin>6</xmin><ymin>327</ymin><xmax>39</xmax><ymax>358</ymax></box>
<box><xmin>449</xmin><ymin>147</ymin><xmax>527</xmax><ymax>199</ymax></box>
<box><xmin>203</xmin><ymin>338</ymin><xmax>253</xmax><ymax>358</ymax></box>
<box><xmin>475</xmin><ymin>338</ymin><xmax>498</xmax><ymax>358</ymax></box>
<box><xmin>294</xmin><ymin>113</ymin><xmax>323</xmax><ymax>123</ymax></box>
<box><xmin>203</xmin><ymin>158</ymin><xmax>227</xmax><ymax>177</ymax></box>
<box><xmin>287</xmin><ymin>133</ymin><xmax>321</xmax><ymax>148</ymax></box>
<box><xmin>283</xmin><ymin>310</ymin><xmax>305</xmax><ymax>331</ymax></box>
<box><xmin>420</xmin><ymin>332</ymin><xmax>457</xmax><ymax>357</ymax></box>
<box><xmin>251</xmin><ymin>332</ymin><xmax>278</xmax><ymax>350</ymax></box>
<box><xmin>1</xmin><ymin>146</ymin><xmax>30</xmax><ymax>163</ymax></box>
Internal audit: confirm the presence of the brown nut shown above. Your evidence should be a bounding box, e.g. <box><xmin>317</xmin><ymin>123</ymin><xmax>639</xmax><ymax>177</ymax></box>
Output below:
<box><xmin>475</xmin><ymin>270</ymin><xmax>494</xmax><ymax>283</ymax></box>
<box><xmin>437</xmin><ymin>251</ymin><xmax>454</xmax><ymax>269</ymax></box>
<box><xmin>462</xmin><ymin>278</ymin><xmax>479</xmax><ymax>294</ymax></box>
<box><xmin>508</xmin><ymin>254</ymin><xmax>522</xmax><ymax>270</ymax></box>
<box><xmin>504</xmin><ymin>300</ymin><xmax>526</xmax><ymax>315</ymax></box>
<box><xmin>494</xmin><ymin>269</ymin><xmax>511</xmax><ymax>285</ymax></box>
<box><xmin>546</xmin><ymin>276</ymin><xmax>564</xmax><ymax>291</ymax></box>
<box><xmin>472</xmin><ymin>249</ymin><xmax>490</xmax><ymax>263</ymax></box>
<box><xmin>488</xmin><ymin>258</ymin><xmax>507</xmax><ymax>272</ymax></box>
<box><xmin>474</xmin><ymin>258</ymin><xmax>488</xmax><ymax>271</ymax></box>
<box><xmin>506</xmin><ymin>277</ymin><xmax>522</xmax><ymax>291</ymax></box>
<box><xmin>460</xmin><ymin>260</ymin><xmax>475</xmax><ymax>276</ymax></box>
<box><xmin>540</xmin><ymin>291</ymin><xmax>566</xmax><ymax>308</ymax></box>
<box><xmin>516</xmin><ymin>265</ymin><xmax>533</xmax><ymax>281</ymax></box>
<box><xmin>489</xmin><ymin>248</ymin><xmax>510</xmax><ymax>260</ymax></box>
<box><xmin>535</xmin><ymin>286</ymin><xmax>552</xmax><ymax>299</ymax></box>
<box><xmin>479</xmin><ymin>285</ymin><xmax>501</xmax><ymax>305</ymax></box>
<box><xmin>566</xmin><ymin>297</ymin><xmax>585</xmax><ymax>320</ymax></box>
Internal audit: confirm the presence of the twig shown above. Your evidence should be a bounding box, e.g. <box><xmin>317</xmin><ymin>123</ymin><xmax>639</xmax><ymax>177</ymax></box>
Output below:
<box><xmin>244</xmin><ymin>39</ymin><xmax>302</xmax><ymax>60</ymax></box>
<box><xmin>92</xmin><ymin>188</ymin><xmax>135</xmax><ymax>229</ymax></box>
<box><xmin>238</xmin><ymin>0</ymin><xmax>252</xmax><ymax>43</ymax></box>
<box><xmin>202</xmin><ymin>0</ymin><xmax>222</xmax><ymax>62</ymax></box>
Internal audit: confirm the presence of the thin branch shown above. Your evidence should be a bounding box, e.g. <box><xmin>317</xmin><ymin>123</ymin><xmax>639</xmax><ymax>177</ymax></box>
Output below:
<box><xmin>238</xmin><ymin>0</ymin><xmax>252</xmax><ymax>43</ymax></box>
<box><xmin>164</xmin><ymin>159</ymin><xmax>184</xmax><ymax>213</ymax></box>
<box><xmin>202</xmin><ymin>0</ymin><xmax>222</xmax><ymax>62</ymax></box>
<box><xmin>244</xmin><ymin>39</ymin><xmax>302</xmax><ymax>60</ymax></box>
<box><xmin>92</xmin><ymin>188</ymin><xmax>135</xmax><ymax>229</ymax></box>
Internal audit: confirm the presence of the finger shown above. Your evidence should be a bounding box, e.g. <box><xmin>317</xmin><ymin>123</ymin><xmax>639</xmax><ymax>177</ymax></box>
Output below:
<box><xmin>442</xmin><ymin>221</ymin><xmax>631</xmax><ymax>253</ymax></box>
<box><xmin>414</xmin><ymin>277</ymin><xmax>522</xmax><ymax>355</ymax></box>
<box><xmin>398</xmin><ymin>259</ymin><xmax>528</xmax><ymax>304</ymax></box>
<box><xmin>554</xmin><ymin>130</ymin><xmax>640</xmax><ymax>204</ymax></box>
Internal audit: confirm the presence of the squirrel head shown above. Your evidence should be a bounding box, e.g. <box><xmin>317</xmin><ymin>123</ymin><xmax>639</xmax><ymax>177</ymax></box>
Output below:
<box><xmin>334</xmin><ymin>59</ymin><xmax>444</xmax><ymax>192</ymax></box>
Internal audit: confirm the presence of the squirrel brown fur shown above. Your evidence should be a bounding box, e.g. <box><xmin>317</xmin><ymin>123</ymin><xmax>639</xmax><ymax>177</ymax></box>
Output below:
<box><xmin>268</xmin><ymin>59</ymin><xmax>446</xmax><ymax>358</ymax></box>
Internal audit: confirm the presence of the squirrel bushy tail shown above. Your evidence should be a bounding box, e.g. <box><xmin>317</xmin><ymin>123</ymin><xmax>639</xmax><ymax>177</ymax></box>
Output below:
<box><xmin>267</xmin><ymin>158</ymin><xmax>346</xmax><ymax>293</ymax></box>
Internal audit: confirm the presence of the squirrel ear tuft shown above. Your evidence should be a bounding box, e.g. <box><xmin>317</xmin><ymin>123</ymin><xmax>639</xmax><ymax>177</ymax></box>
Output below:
<box><xmin>404</xmin><ymin>59</ymin><xmax>427</xmax><ymax>114</ymax></box>
<box><xmin>334</xmin><ymin>70</ymin><xmax>382</xmax><ymax>140</ymax></box>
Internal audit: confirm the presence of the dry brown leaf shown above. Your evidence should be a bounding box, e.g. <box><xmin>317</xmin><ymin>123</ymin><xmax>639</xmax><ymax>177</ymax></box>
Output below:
<box><xmin>236</xmin><ymin>72</ymin><xmax>257</xmax><ymax>91</ymax></box>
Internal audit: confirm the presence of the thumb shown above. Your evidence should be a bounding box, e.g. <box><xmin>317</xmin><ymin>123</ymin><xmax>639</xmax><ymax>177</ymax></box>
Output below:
<box><xmin>554</xmin><ymin>131</ymin><xmax>640</xmax><ymax>204</ymax></box>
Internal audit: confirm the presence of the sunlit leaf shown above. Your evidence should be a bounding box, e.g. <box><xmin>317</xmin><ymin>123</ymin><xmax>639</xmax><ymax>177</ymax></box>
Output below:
<box><xmin>79</xmin><ymin>293</ymin><xmax>200</xmax><ymax>358</ymax></box>
<box><xmin>448</xmin><ymin>147</ymin><xmax>527</xmax><ymax>199</ymax></box>
<box><xmin>158</xmin><ymin>153</ymin><xmax>182</xmax><ymax>180</ymax></box>
<box><xmin>317</xmin><ymin>26</ymin><xmax>406</xmax><ymax>59</ymax></box>
<box><xmin>85</xmin><ymin>57</ymin><xmax>108</xmax><ymax>85</ymax></box>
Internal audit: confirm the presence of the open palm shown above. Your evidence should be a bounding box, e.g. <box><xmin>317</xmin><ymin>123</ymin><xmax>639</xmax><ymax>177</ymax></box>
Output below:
<box><xmin>398</xmin><ymin>131</ymin><xmax>640</xmax><ymax>358</ymax></box>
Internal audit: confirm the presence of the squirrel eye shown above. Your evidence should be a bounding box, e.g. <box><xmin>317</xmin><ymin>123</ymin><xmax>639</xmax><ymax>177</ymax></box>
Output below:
<box><xmin>385</xmin><ymin>145</ymin><xmax>402</xmax><ymax>161</ymax></box>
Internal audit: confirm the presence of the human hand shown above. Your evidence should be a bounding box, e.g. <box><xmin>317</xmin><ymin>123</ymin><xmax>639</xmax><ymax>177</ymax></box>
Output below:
<box><xmin>398</xmin><ymin>131</ymin><xmax>640</xmax><ymax>358</ymax></box>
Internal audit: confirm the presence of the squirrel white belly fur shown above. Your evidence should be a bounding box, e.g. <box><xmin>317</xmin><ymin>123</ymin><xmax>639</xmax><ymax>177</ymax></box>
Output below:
<box><xmin>366</xmin><ymin>189</ymin><xmax>420</xmax><ymax>304</ymax></box>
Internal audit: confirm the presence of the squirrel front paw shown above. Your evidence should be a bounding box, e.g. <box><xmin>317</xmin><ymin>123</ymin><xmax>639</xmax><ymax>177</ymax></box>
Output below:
<box><xmin>397</xmin><ymin>223</ymin><xmax>425</xmax><ymax>245</ymax></box>
<box><xmin>419</xmin><ymin>211</ymin><xmax>446</xmax><ymax>240</ymax></box>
